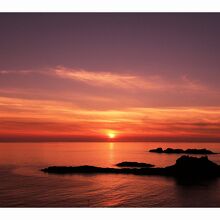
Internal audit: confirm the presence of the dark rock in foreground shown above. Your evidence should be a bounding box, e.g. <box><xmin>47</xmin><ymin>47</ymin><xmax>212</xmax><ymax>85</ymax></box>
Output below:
<box><xmin>149</xmin><ymin>147</ymin><xmax>216</xmax><ymax>154</ymax></box>
<box><xmin>116</xmin><ymin>161</ymin><xmax>154</xmax><ymax>168</ymax></box>
<box><xmin>41</xmin><ymin>156</ymin><xmax>220</xmax><ymax>179</ymax></box>
<box><xmin>166</xmin><ymin>156</ymin><xmax>220</xmax><ymax>178</ymax></box>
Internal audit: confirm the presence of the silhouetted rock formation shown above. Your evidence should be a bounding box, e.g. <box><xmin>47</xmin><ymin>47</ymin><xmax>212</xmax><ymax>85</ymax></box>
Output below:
<box><xmin>41</xmin><ymin>156</ymin><xmax>220</xmax><ymax>180</ymax></box>
<box><xmin>164</xmin><ymin>148</ymin><xmax>184</xmax><ymax>153</ymax></box>
<box><xmin>116</xmin><ymin>161</ymin><xmax>154</xmax><ymax>168</ymax></box>
<box><xmin>149</xmin><ymin>147</ymin><xmax>164</xmax><ymax>153</ymax></box>
<box><xmin>149</xmin><ymin>147</ymin><xmax>215</xmax><ymax>154</ymax></box>
<box><xmin>184</xmin><ymin>149</ymin><xmax>215</xmax><ymax>154</ymax></box>
<box><xmin>42</xmin><ymin>165</ymin><xmax>119</xmax><ymax>174</ymax></box>
<box><xmin>165</xmin><ymin>156</ymin><xmax>220</xmax><ymax>178</ymax></box>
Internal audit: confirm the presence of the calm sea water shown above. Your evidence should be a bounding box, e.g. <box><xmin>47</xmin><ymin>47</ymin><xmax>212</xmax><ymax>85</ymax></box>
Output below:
<box><xmin>0</xmin><ymin>142</ymin><xmax>220</xmax><ymax>207</ymax></box>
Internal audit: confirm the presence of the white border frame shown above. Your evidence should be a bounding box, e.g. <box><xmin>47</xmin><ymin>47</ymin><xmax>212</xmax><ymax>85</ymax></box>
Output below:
<box><xmin>0</xmin><ymin>1</ymin><xmax>220</xmax><ymax>219</ymax></box>
<box><xmin>0</xmin><ymin>0</ymin><xmax>220</xmax><ymax>12</ymax></box>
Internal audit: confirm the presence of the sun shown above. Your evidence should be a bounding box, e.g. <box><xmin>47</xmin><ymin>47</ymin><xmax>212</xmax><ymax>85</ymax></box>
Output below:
<box><xmin>108</xmin><ymin>133</ymin><xmax>116</xmax><ymax>139</ymax></box>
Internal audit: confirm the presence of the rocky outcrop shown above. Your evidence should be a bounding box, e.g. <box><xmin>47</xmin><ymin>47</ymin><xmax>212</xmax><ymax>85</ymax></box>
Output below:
<box><xmin>165</xmin><ymin>155</ymin><xmax>220</xmax><ymax>178</ymax></box>
<box><xmin>149</xmin><ymin>147</ymin><xmax>216</xmax><ymax>154</ymax></box>
<box><xmin>116</xmin><ymin>161</ymin><xmax>154</xmax><ymax>168</ymax></box>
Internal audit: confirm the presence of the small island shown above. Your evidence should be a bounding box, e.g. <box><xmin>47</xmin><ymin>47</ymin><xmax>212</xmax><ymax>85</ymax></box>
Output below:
<box><xmin>41</xmin><ymin>155</ymin><xmax>220</xmax><ymax>180</ymax></box>
<box><xmin>116</xmin><ymin>161</ymin><xmax>154</xmax><ymax>168</ymax></box>
<box><xmin>149</xmin><ymin>147</ymin><xmax>216</xmax><ymax>154</ymax></box>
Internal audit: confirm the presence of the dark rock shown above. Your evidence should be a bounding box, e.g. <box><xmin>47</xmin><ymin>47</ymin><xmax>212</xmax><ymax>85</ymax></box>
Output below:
<box><xmin>42</xmin><ymin>165</ymin><xmax>140</xmax><ymax>175</ymax></box>
<box><xmin>149</xmin><ymin>147</ymin><xmax>163</xmax><ymax>153</ymax></box>
<box><xmin>116</xmin><ymin>161</ymin><xmax>154</xmax><ymax>168</ymax></box>
<box><xmin>163</xmin><ymin>148</ymin><xmax>184</xmax><ymax>153</ymax></box>
<box><xmin>166</xmin><ymin>156</ymin><xmax>220</xmax><ymax>178</ymax></box>
<box><xmin>42</xmin><ymin>165</ymin><xmax>120</xmax><ymax>174</ymax></box>
<box><xmin>184</xmin><ymin>148</ymin><xmax>214</xmax><ymax>154</ymax></box>
<box><xmin>149</xmin><ymin>147</ymin><xmax>216</xmax><ymax>154</ymax></box>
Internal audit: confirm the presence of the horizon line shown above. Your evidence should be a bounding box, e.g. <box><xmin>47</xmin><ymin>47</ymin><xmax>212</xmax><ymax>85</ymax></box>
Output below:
<box><xmin>1</xmin><ymin>140</ymin><xmax>220</xmax><ymax>143</ymax></box>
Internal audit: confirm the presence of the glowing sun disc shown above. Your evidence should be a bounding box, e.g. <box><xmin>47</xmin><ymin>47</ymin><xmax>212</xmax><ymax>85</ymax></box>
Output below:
<box><xmin>108</xmin><ymin>133</ymin><xmax>116</xmax><ymax>139</ymax></box>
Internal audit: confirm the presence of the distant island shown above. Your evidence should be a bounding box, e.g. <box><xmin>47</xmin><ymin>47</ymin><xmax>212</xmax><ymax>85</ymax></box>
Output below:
<box><xmin>149</xmin><ymin>147</ymin><xmax>216</xmax><ymax>154</ymax></box>
<box><xmin>116</xmin><ymin>161</ymin><xmax>154</xmax><ymax>168</ymax></box>
<box><xmin>41</xmin><ymin>155</ymin><xmax>220</xmax><ymax>180</ymax></box>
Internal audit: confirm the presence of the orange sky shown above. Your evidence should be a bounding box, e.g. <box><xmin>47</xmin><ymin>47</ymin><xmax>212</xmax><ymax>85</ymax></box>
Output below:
<box><xmin>0</xmin><ymin>75</ymin><xmax>220</xmax><ymax>142</ymax></box>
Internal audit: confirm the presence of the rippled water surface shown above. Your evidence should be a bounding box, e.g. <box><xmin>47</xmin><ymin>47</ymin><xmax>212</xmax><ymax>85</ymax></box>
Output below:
<box><xmin>1</xmin><ymin>142</ymin><xmax>220</xmax><ymax>207</ymax></box>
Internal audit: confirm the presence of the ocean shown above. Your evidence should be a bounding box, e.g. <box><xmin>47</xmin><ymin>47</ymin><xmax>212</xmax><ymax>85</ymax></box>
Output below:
<box><xmin>0</xmin><ymin>142</ymin><xmax>220</xmax><ymax>207</ymax></box>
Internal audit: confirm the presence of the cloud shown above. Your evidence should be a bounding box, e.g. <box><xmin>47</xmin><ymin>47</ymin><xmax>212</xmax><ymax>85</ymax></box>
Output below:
<box><xmin>52</xmin><ymin>66</ymin><xmax>206</xmax><ymax>92</ymax></box>
<box><xmin>0</xmin><ymin>66</ymin><xmax>217</xmax><ymax>114</ymax></box>
<box><xmin>53</xmin><ymin>66</ymin><xmax>147</xmax><ymax>89</ymax></box>
<box><xmin>0</xmin><ymin>66</ymin><xmax>208</xmax><ymax>93</ymax></box>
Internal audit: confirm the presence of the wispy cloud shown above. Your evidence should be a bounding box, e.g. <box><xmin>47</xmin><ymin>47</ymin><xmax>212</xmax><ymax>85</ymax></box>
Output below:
<box><xmin>53</xmin><ymin>66</ymin><xmax>206</xmax><ymax>92</ymax></box>
<box><xmin>0</xmin><ymin>66</ymin><xmax>208</xmax><ymax>93</ymax></box>
<box><xmin>53</xmin><ymin>66</ymin><xmax>146</xmax><ymax>89</ymax></box>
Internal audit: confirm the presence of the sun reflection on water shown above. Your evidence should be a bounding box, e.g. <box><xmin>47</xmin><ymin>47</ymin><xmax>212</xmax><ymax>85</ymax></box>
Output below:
<box><xmin>108</xmin><ymin>142</ymin><xmax>115</xmax><ymax>164</ymax></box>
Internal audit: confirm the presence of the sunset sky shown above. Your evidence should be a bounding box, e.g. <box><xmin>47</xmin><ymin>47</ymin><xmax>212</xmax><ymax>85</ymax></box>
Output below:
<box><xmin>0</xmin><ymin>13</ymin><xmax>220</xmax><ymax>142</ymax></box>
